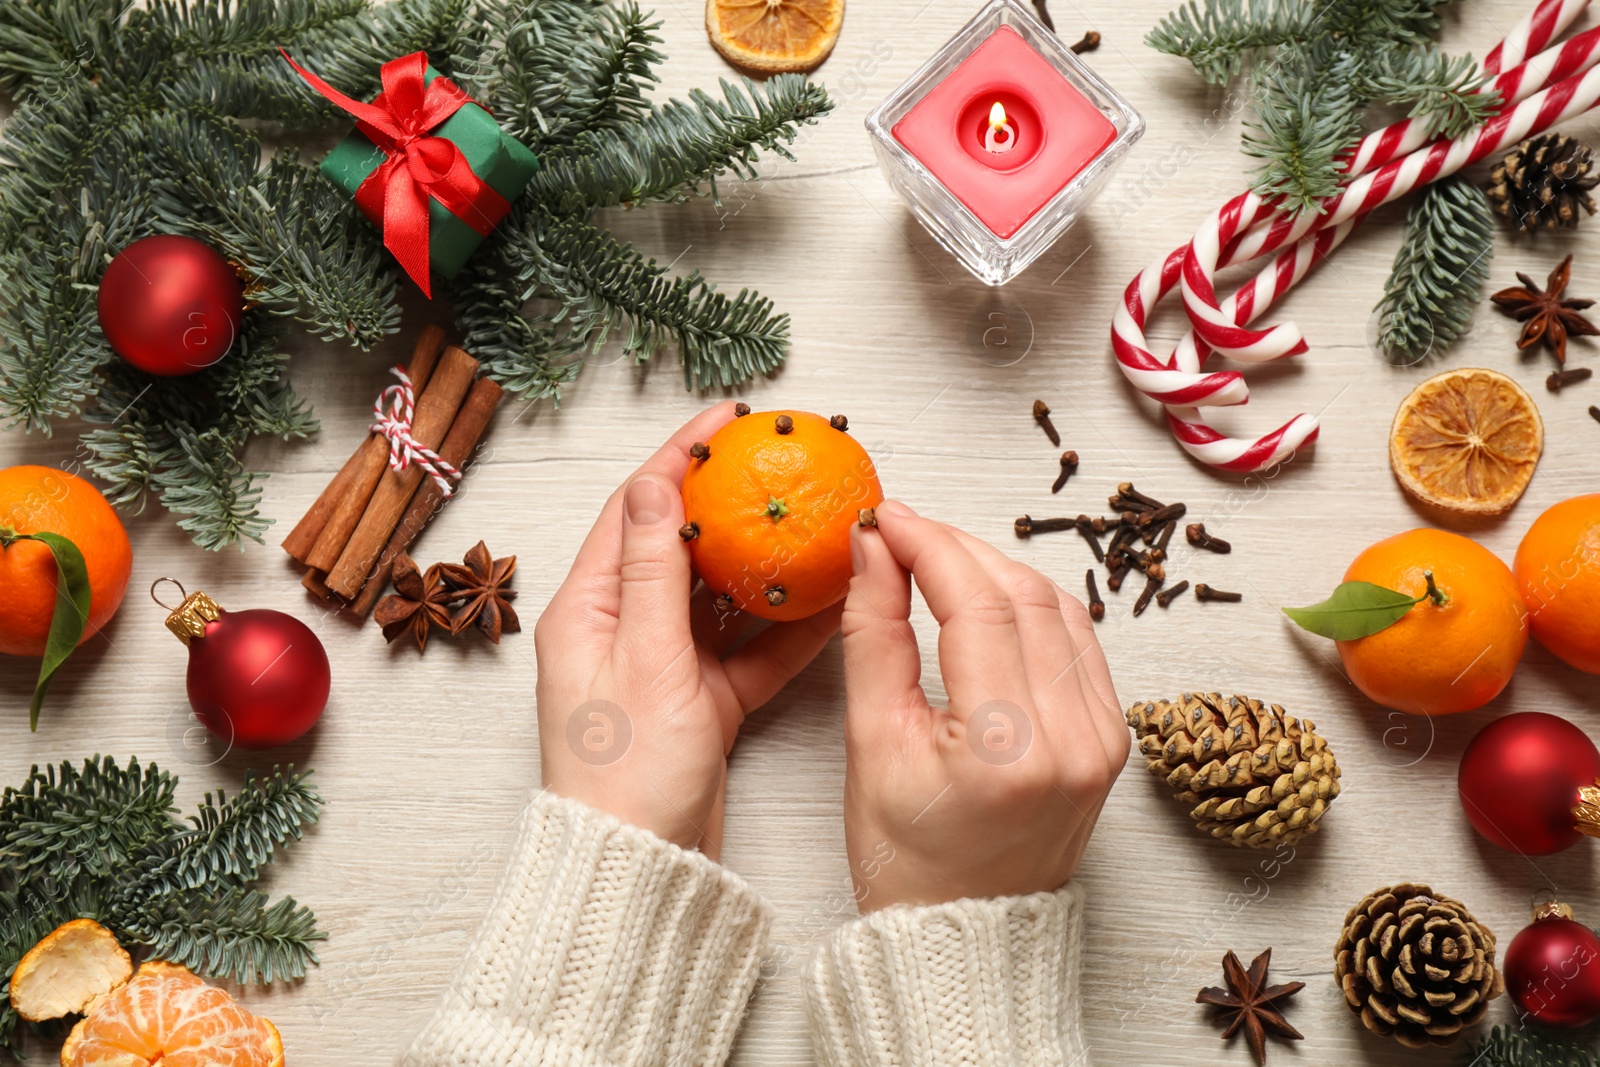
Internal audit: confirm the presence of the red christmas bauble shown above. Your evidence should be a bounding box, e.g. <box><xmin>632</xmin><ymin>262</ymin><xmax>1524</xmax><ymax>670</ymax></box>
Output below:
<box><xmin>165</xmin><ymin>591</ymin><xmax>330</xmax><ymax>750</ymax></box>
<box><xmin>1459</xmin><ymin>712</ymin><xmax>1600</xmax><ymax>854</ymax></box>
<box><xmin>97</xmin><ymin>235</ymin><xmax>243</xmax><ymax>376</ymax></box>
<box><xmin>1505</xmin><ymin>906</ymin><xmax>1600</xmax><ymax>1027</ymax></box>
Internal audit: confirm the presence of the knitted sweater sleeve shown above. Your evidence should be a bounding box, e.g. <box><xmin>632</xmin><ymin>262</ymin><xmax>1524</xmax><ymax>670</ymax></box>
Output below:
<box><xmin>401</xmin><ymin>790</ymin><xmax>773</xmax><ymax>1067</ymax></box>
<box><xmin>803</xmin><ymin>884</ymin><xmax>1089</xmax><ymax>1067</ymax></box>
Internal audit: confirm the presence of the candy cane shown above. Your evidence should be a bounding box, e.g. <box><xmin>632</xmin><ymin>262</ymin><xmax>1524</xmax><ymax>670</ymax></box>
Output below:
<box><xmin>1112</xmin><ymin>11</ymin><xmax>1600</xmax><ymax>418</ymax></box>
<box><xmin>1110</xmin><ymin>4</ymin><xmax>1600</xmax><ymax>470</ymax></box>
<box><xmin>1185</xmin><ymin>61</ymin><xmax>1600</xmax><ymax>360</ymax></box>
<box><xmin>1485</xmin><ymin>0</ymin><xmax>1590</xmax><ymax>74</ymax></box>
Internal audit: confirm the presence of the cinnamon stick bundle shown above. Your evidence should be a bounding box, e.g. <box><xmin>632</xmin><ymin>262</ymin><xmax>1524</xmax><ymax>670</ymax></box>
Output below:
<box><xmin>324</xmin><ymin>346</ymin><xmax>479</xmax><ymax>599</ymax></box>
<box><xmin>282</xmin><ymin>325</ymin><xmax>447</xmax><ymax>562</ymax></box>
<box><xmin>348</xmin><ymin>375</ymin><xmax>504</xmax><ymax>618</ymax></box>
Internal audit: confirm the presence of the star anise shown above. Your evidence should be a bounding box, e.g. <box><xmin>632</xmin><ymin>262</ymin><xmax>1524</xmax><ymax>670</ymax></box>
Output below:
<box><xmin>1196</xmin><ymin>949</ymin><xmax>1305</xmax><ymax>1065</ymax></box>
<box><xmin>1491</xmin><ymin>254</ymin><xmax>1600</xmax><ymax>363</ymax></box>
<box><xmin>440</xmin><ymin>540</ymin><xmax>519</xmax><ymax>643</ymax></box>
<box><xmin>374</xmin><ymin>553</ymin><xmax>455</xmax><ymax>652</ymax></box>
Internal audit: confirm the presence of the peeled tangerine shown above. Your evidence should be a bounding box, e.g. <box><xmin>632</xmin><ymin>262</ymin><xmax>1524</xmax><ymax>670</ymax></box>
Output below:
<box><xmin>8</xmin><ymin>918</ymin><xmax>282</xmax><ymax>1067</ymax></box>
<box><xmin>682</xmin><ymin>409</ymin><xmax>883</xmax><ymax>622</ymax></box>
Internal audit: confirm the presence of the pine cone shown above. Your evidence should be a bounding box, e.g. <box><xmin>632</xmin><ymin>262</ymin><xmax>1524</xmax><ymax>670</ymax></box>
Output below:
<box><xmin>1335</xmin><ymin>883</ymin><xmax>1502</xmax><ymax>1048</ymax></box>
<box><xmin>1125</xmin><ymin>693</ymin><xmax>1340</xmax><ymax>848</ymax></box>
<box><xmin>1487</xmin><ymin>134</ymin><xmax>1600</xmax><ymax>232</ymax></box>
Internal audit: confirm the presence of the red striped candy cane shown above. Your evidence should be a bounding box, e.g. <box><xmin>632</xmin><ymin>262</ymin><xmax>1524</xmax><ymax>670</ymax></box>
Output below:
<box><xmin>1113</xmin><ymin>7</ymin><xmax>1600</xmax><ymax>408</ymax></box>
<box><xmin>1110</xmin><ymin>0</ymin><xmax>1600</xmax><ymax>470</ymax></box>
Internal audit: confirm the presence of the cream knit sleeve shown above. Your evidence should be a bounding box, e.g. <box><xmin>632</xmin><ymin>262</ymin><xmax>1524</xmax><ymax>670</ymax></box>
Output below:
<box><xmin>401</xmin><ymin>790</ymin><xmax>773</xmax><ymax>1067</ymax></box>
<box><xmin>803</xmin><ymin>884</ymin><xmax>1088</xmax><ymax>1067</ymax></box>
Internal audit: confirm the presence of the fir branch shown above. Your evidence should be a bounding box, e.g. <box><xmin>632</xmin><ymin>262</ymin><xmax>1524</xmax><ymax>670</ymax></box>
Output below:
<box><xmin>529</xmin><ymin>74</ymin><xmax>833</xmax><ymax>212</ymax></box>
<box><xmin>0</xmin><ymin>757</ymin><xmax>179</xmax><ymax>888</ymax></box>
<box><xmin>0</xmin><ymin>0</ymin><xmax>121</xmax><ymax>100</ymax></box>
<box><xmin>153</xmin><ymin>768</ymin><xmax>323</xmax><ymax>893</ymax></box>
<box><xmin>1145</xmin><ymin>0</ymin><xmax>1313</xmax><ymax>84</ymax></box>
<box><xmin>455</xmin><ymin>0</ymin><xmax>662</xmax><ymax>148</ymax></box>
<box><xmin>161</xmin><ymin>0</ymin><xmax>470</xmax><ymax>127</ymax></box>
<box><xmin>510</xmin><ymin>208</ymin><xmax>790</xmax><ymax>389</ymax></box>
<box><xmin>147</xmin><ymin>115</ymin><xmax>401</xmax><ymax>349</ymax></box>
<box><xmin>120</xmin><ymin>888</ymin><xmax>324</xmax><ymax>985</ymax></box>
<box><xmin>1376</xmin><ymin>176</ymin><xmax>1494</xmax><ymax>362</ymax></box>
<box><xmin>1466</xmin><ymin>1026</ymin><xmax>1600</xmax><ymax>1067</ymax></box>
<box><xmin>1243</xmin><ymin>46</ymin><xmax>1363</xmax><ymax>211</ymax></box>
<box><xmin>1354</xmin><ymin>45</ymin><xmax>1499</xmax><ymax>139</ymax></box>
<box><xmin>153</xmin><ymin>428</ymin><xmax>272</xmax><ymax>550</ymax></box>
<box><xmin>453</xmin><ymin>255</ymin><xmax>584</xmax><ymax>401</ymax></box>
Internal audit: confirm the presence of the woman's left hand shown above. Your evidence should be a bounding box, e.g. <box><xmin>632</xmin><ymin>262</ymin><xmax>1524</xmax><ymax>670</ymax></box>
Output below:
<box><xmin>535</xmin><ymin>402</ymin><xmax>844</xmax><ymax>858</ymax></box>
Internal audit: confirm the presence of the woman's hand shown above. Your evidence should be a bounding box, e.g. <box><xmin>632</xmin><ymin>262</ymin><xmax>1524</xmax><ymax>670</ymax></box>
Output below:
<box><xmin>534</xmin><ymin>402</ymin><xmax>843</xmax><ymax>859</ymax></box>
<box><xmin>839</xmin><ymin>500</ymin><xmax>1127</xmax><ymax>912</ymax></box>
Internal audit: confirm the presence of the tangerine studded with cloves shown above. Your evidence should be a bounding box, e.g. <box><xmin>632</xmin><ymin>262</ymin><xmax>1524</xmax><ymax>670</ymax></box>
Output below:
<box><xmin>681</xmin><ymin>409</ymin><xmax>883</xmax><ymax>622</ymax></box>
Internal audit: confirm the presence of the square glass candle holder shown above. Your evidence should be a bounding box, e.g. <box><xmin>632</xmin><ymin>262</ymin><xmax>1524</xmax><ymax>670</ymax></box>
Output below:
<box><xmin>865</xmin><ymin>0</ymin><xmax>1145</xmax><ymax>285</ymax></box>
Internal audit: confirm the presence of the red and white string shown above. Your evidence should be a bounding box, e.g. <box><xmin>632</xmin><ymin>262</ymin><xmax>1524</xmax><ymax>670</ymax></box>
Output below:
<box><xmin>1110</xmin><ymin>0</ymin><xmax>1600</xmax><ymax>470</ymax></box>
<box><xmin>370</xmin><ymin>366</ymin><xmax>462</xmax><ymax>496</ymax></box>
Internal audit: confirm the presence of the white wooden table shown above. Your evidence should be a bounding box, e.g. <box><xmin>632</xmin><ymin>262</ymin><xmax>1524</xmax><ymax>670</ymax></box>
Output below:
<box><xmin>7</xmin><ymin>1</ymin><xmax>1600</xmax><ymax>1063</ymax></box>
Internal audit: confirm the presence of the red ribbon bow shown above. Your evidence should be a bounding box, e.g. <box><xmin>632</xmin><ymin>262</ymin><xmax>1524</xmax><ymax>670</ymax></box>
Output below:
<box><xmin>282</xmin><ymin>50</ymin><xmax>511</xmax><ymax>297</ymax></box>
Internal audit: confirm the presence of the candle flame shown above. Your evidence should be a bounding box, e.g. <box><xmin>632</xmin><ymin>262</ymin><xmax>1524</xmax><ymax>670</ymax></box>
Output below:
<box><xmin>989</xmin><ymin>101</ymin><xmax>1008</xmax><ymax>130</ymax></box>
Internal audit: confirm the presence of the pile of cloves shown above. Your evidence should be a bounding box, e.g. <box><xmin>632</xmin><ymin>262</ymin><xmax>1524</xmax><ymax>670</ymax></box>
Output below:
<box><xmin>1015</xmin><ymin>482</ymin><xmax>1242</xmax><ymax>621</ymax></box>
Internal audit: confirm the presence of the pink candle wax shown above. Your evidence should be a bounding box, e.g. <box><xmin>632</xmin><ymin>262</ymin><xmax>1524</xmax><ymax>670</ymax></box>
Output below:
<box><xmin>892</xmin><ymin>25</ymin><xmax>1117</xmax><ymax>239</ymax></box>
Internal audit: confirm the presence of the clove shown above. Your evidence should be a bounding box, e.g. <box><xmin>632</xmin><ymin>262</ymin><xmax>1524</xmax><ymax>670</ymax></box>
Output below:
<box><xmin>1032</xmin><ymin>399</ymin><xmax>1061</xmax><ymax>446</ymax></box>
<box><xmin>1150</xmin><ymin>520</ymin><xmax>1177</xmax><ymax>562</ymax></box>
<box><xmin>1085</xmin><ymin>569</ymin><xmax>1105</xmax><ymax>621</ymax></box>
<box><xmin>734</xmin><ymin>402</ymin><xmax>751</xmax><ymax>417</ymax></box>
<box><xmin>1104</xmin><ymin>524</ymin><xmax>1138</xmax><ymax>564</ymax></box>
<box><xmin>1117</xmin><ymin>483</ymin><xmax>1164</xmax><ymax>510</ymax></box>
<box><xmin>689</xmin><ymin>441</ymin><xmax>711</xmax><ymax>461</ymax></box>
<box><xmin>1186</xmin><ymin>522</ymin><xmax>1231</xmax><ymax>553</ymax></box>
<box><xmin>1015</xmin><ymin>514</ymin><xmax>1078</xmax><ymax>538</ymax></box>
<box><xmin>1591</xmin><ymin>405</ymin><xmax>1600</xmax><ymax>425</ymax></box>
<box><xmin>858</xmin><ymin>508</ymin><xmax>878</xmax><ymax>527</ymax></box>
<box><xmin>1156</xmin><ymin>580</ymin><xmax>1189</xmax><ymax>608</ymax></box>
<box><xmin>1052</xmin><ymin>450</ymin><xmax>1080</xmax><ymax>493</ymax></box>
<box><xmin>1088</xmin><ymin>515</ymin><xmax>1120</xmax><ymax>535</ymax></box>
<box><xmin>830</xmin><ymin>414</ymin><xmax>849</xmax><ymax>431</ymax></box>
<box><xmin>1548</xmin><ymin>368</ymin><xmax>1593</xmax><ymax>392</ymax></box>
<box><xmin>1137</xmin><ymin>502</ymin><xmax>1188</xmax><ymax>528</ymax></box>
<box><xmin>1107</xmin><ymin>561</ymin><xmax>1131</xmax><ymax>592</ymax></box>
<box><xmin>1031</xmin><ymin>0</ymin><xmax>1056</xmax><ymax>29</ymax></box>
<box><xmin>714</xmin><ymin>592</ymin><xmax>736</xmax><ymax>613</ymax></box>
<box><xmin>1194</xmin><ymin>584</ymin><xmax>1242</xmax><ymax>603</ymax></box>
<box><xmin>679</xmin><ymin>522</ymin><xmax>699</xmax><ymax>541</ymax></box>
<box><xmin>765</xmin><ymin>586</ymin><xmax>787</xmax><ymax>607</ymax></box>
<box><xmin>1070</xmin><ymin>30</ymin><xmax>1101</xmax><ymax>53</ymax></box>
<box><xmin>775</xmin><ymin>415</ymin><xmax>794</xmax><ymax>435</ymax></box>
<box><xmin>1075</xmin><ymin>517</ymin><xmax>1105</xmax><ymax>562</ymax></box>
<box><xmin>1132</xmin><ymin>574</ymin><xmax>1163</xmax><ymax>616</ymax></box>
<box><xmin>1110</xmin><ymin>494</ymin><xmax>1153</xmax><ymax>514</ymax></box>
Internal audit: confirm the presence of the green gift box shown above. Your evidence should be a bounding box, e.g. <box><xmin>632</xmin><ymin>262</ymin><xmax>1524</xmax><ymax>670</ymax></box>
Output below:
<box><xmin>319</xmin><ymin>66</ymin><xmax>538</xmax><ymax>281</ymax></box>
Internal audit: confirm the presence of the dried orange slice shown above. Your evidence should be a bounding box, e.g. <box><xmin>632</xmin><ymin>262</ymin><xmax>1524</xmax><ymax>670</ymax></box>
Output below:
<box><xmin>706</xmin><ymin>0</ymin><xmax>844</xmax><ymax>73</ymax></box>
<box><xmin>1389</xmin><ymin>367</ymin><xmax>1543</xmax><ymax>515</ymax></box>
<box><xmin>60</xmin><ymin>962</ymin><xmax>283</xmax><ymax>1067</ymax></box>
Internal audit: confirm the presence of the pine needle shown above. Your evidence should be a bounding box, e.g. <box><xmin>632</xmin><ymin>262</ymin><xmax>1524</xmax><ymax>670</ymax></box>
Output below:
<box><xmin>1376</xmin><ymin>177</ymin><xmax>1494</xmax><ymax>363</ymax></box>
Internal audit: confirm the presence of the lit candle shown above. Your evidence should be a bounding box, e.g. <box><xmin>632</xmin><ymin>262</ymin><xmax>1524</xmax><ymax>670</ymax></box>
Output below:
<box><xmin>984</xmin><ymin>101</ymin><xmax>1016</xmax><ymax>154</ymax></box>
<box><xmin>865</xmin><ymin>0</ymin><xmax>1144</xmax><ymax>285</ymax></box>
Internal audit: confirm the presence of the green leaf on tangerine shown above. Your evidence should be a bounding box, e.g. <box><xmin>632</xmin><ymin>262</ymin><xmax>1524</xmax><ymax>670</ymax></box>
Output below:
<box><xmin>1282</xmin><ymin>580</ymin><xmax>1425</xmax><ymax>641</ymax></box>
<box><xmin>20</xmin><ymin>531</ymin><xmax>91</xmax><ymax>730</ymax></box>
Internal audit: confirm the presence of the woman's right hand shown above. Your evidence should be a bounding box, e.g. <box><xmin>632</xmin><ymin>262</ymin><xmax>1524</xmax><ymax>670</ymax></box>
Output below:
<box><xmin>838</xmin><ymin>500</ymin><xmax>1128</xmax><ymax>912</ymax></box>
